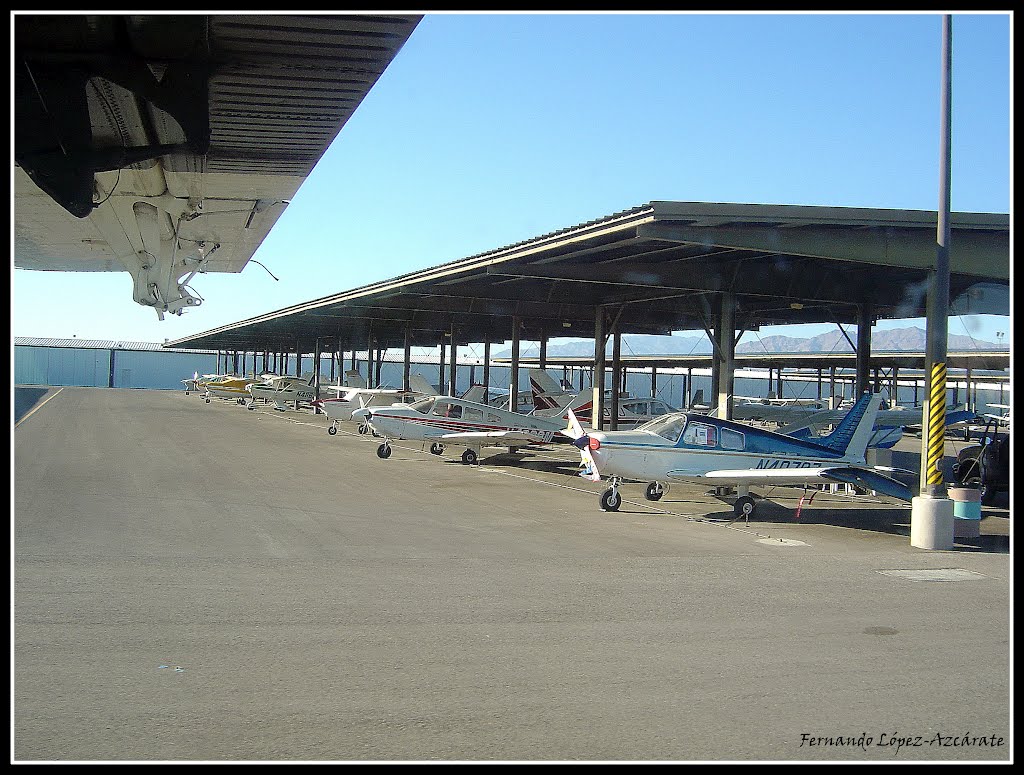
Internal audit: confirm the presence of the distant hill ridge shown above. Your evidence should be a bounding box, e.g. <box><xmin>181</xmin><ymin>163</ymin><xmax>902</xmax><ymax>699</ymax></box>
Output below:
<box><xmin>496</xmin><ymin>326</ymin><xmax>1004</xmax><ymax>359</ymax></box>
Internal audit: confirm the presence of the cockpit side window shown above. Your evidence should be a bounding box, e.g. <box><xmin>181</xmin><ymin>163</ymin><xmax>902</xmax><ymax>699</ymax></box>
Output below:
<box><xmin>682</xmin><ymin>422</ymin><xmax>718</xmax><ymax>447</ymax></box>
<box><xmin>720</xmin><ymin>427</ymin><xmax>745</xmax><ymax>451</ymax></box>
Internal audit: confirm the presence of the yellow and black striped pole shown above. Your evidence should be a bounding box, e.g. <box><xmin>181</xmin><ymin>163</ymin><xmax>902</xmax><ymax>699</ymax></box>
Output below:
<box><xmin>924</xmin><ymin>362</ymin><xmax>947</xmax><ymax>493</ymax></box>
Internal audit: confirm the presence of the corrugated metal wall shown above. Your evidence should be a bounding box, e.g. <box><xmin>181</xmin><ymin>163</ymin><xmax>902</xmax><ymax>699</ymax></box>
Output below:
<box><xmin>14</xmin><ymin>346</ymin><xmax>218</xmax><ymax>389</ymax></box>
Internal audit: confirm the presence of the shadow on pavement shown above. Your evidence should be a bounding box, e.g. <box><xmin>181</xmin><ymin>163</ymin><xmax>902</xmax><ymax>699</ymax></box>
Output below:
<box><xmin>14</xmin><ymin>386</ymin><xmax>54</xmax><ymax>425</ymax></box>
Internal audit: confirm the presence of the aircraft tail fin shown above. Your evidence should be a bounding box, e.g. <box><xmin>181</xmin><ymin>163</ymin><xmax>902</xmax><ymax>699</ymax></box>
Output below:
<box><xmin>408</xmin><ymin>374</ymin><xmax>439</xmax><ymax>396</ymax></box>
<box><xmin>529</xmin><ymin>368</ymin><xmax>573</xmax><ymax>410</ymax></box>
<box><xmin>460</xmin><ymin>384</ymin><xmax>487</xmax><ymax>403</ymax></box>
<box><xmin>345</xmin><ymin>370</ymin><xmax>366</xmax><ymax>389</ymax></box>
<box><xmin>818</xmin><ymin>392</ymin><xmax>882</xmax><ymax>459</ymax></box>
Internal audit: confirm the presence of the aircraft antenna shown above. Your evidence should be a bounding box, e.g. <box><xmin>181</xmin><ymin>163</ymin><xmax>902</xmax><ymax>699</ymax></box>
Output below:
<box><xmin>250</xmin><ymin>260</ymin><xmax>279</xmax><ymax>281</ymax></box>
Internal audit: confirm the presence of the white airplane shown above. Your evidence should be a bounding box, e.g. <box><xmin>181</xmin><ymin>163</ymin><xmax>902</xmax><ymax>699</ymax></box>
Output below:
<box><xmin>562</xmin><ymin>392</ymin><xmax>914</xmax><ymax>518</ymax></box>
<box><xmin>784</xmin><ymin>402</ymin><xmax>979</xmax><ymax>446</ymax></box>
<box><xmin>352</xmin><ymin>393</ymin><xmax>570</xmax><ymax>465</ymax></box>
<box><xmin>982</xmin><ymin>403</ymin><xmax>1011</xmax><ymax>428</ymax></box>
<box><xmin>246</xmin><ymin>372</ymin><xmax>318</xmax><ymax>411</ymax></box>
<box><xmin>315</xmin><ymin>372</ymin><xmax>440</xmax><ymax>434</ymax></box>
<box><xmin>528</xmin><ymin>368</ymin><xmax>679</xmax><ymax>428</ymax></box>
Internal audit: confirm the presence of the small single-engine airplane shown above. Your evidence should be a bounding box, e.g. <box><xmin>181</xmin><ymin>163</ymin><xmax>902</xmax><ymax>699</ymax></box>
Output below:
<box><xmin>315</xmin><ymin>372</ymin><xmax>439</xmax><ymax>434</ymax></box>
<box><xmin>246</xmin><ymin>372</ymin><xmax>318</xmax><ymax>410</ymax></box>
<box><xmin>201</xmin><ymin>374</ymin><xmax>264</xmax><ymax>403</ymax></box>
<box><xmin>562</xmin><ymin>391</ymin><xmax>914</xmax><ymax>518</ymax></box>
<box><xmin>528</xmin><ymin>368</ymin><xmax>679</xmax><ymax>428</ymax></box>
<box><xmin>183</xmin><ymin>372</ymin><xmax>225</xmax><ymax>395</ymax></box>
<box><xmin>352</xmin><ymin>393</ymin><xmax>569</xmax><ymax>465</ymax></box>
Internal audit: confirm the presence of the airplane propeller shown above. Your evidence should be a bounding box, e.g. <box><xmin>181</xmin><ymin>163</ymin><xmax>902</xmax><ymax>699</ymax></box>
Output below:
<box><xmin>563</xmin><ymin>409</ymin><xmax>601</xmax><ymax>482</ymax></box>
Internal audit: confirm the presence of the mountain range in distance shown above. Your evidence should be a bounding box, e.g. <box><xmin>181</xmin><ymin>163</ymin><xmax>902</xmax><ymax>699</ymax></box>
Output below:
<box><xmin>494</xmin><ymin>326</ymin><xmax>1006</xmax><ymax>359</ymax></box>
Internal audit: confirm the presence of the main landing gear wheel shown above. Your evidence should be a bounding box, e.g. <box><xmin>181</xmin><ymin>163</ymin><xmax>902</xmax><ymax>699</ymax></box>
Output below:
<box><xmin>461</xmin><ymin>449</ymin><xmax>478</xmax><ymax>465</ymax></box>
<box><xmin>734</xmin><ymin>495</ymin><xmax>756</xmax><ymax>519</ymax></box>
<box><xmin>430</xmin><ymin>442</ymin><xmax>445</xmax><ymax>455</ymax></box>
<box><xmin>358</xmin><ymin>423</ymin><xmax>370</xmax><ymax>435</ymax></box>
<box><xmin>328</xmin><ymin>425</ymin><xmax>337</xmax><ymax>436</ymax></box>
<box><xmin>600</xmin><ymin>488</ymin><xmax>622</xmax><ymax>512</ymax></box>
<box><xmin>644</xmin><ymin>482</ymin><xmax>665</xmax><ymax>501</ymax></box>
<box><xmin>205</xmin><ymin>398</ymin><xmax>211</xmax><ymax>403</ymax></box>
<box><xmin>376</xmin><ymin>443</ymin><xmax>392</xmax><ymax>459</ymax></box>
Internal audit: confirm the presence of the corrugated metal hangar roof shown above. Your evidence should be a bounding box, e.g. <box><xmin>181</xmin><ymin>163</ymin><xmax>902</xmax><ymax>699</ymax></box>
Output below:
<box><xmin>163</xmin><ymin>200</ymin><xmax>1010</xmax><ymax>353</ymax></box>
<box><xmin>14</xmin><ymin>336</ymin><xmax>214</xmax><ymax>353</ymax></box>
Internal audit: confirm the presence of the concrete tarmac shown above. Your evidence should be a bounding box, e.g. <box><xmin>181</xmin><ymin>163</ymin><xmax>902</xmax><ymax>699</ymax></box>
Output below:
<box><xmin>13</xmin><ymin>387</ymin><xmax>1011</xmax><ymax>762</ymax></box>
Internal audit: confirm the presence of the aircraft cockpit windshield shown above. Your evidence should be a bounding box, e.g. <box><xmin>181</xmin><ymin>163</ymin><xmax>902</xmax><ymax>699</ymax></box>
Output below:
<box><xmin>408</xmin><ymin>397</ymin><xmax>435</xmax><ymax>414</ymax></box>
<box><xmin>637</xmin><ymin>413</ymin><xmax>687</xmax><ymax>443</ymax></box>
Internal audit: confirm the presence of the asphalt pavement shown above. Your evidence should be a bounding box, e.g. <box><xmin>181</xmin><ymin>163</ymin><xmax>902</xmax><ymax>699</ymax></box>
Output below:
<box><xmin>13</xmin><ymin>387</ymin><xmax>1011</xmax><ymax>762</ymax></box>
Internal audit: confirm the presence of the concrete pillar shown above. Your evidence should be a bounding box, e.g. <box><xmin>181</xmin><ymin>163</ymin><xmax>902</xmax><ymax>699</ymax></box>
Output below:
<box><xmin>910</xmin><ymin>496</ymin><xmax>955</xmax><ymax>550</ymax></box>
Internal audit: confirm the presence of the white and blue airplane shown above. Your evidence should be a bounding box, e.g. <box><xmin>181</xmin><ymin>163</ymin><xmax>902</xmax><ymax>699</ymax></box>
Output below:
<box><xmin>562</xmin><ymin>392</ymin><xmax>914</xmax><ymax>518</ymax></box>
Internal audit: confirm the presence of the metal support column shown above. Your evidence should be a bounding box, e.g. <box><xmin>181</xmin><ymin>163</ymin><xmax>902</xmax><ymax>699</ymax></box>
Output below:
<box><xmin>510</xmin><ymin>317</ymin><xmax>521</xmax><ymax>413</ymax></box>
<box><xmin>911</xmin><ymin>14</ymin><xmax>954</xmax><ymax>550</ymax></box>
<box><xmin>714</xmin><ymin>293</ymin><xmax>736</xmax><ymax>420</ymax></box>
<box><xmin>592</xmin><ymin>307</ymin><xmax>606</xmax><ymax>429</ymax></box>
<box><xmin>855</xmin><ymin>305</ymin><xmax>872</xmax><ymax>397</ymax></box>
<box><xmin>610</xmin><ymin>328</ymin><xmax>621</xmax><ymax>430</ymax></box>
<box><xmin>403</xmin><ymin>325</ymin><xmax>412</xmax><ymax>392</ymax></box>
<box><xmin>438</xmin><ymin>338</ymin><xmax>446</xmax><ymax>395</ymax></box>
<box><xmin>313</xmin><ymin>337</ymin><xmax>322</xmax><ymax>411</ymax></box>
<box><xmin>482</xmin><ymin>335</ymin><xmax>491</xmax><ymax>395</ymax></box>
<box><xmin>449</xmin><ymin>324</ymin><xmax>458</xmax><ymax>396</ymax></box>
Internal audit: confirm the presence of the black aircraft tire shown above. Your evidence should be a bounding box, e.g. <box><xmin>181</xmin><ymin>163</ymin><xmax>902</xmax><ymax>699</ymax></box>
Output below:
<box><xmin>600</xmin><ymin>488</ymin><xmax>621</xmax><ymax>512</ymax></box>
<box><xmin>462</xmin><ymin>449</ymin><xmax>478</xmax><ymax>465</ymax></box>
<box><xmin>328</xmin><ymin>426</ymin><xmax>337</xmax><ymax>436</ymax></box>
<box><xmin>377</xmin><ymin>443</ymin><xmax>392</xmax><ymax>459</ymax></box>
<box><xmin>734</xmin><ymin>496</ymin><xmax>756</xmax><ymax>519</ymax></box>
<box><xmin>644</xmin><ymin>482</ymin><xmax>664</xmax><ymax>501</ymax></box>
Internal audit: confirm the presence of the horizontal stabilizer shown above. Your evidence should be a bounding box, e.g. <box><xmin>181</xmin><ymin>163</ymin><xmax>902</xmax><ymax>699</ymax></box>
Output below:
<box><xmin>820</xmin><ymin>467</ymin><xmax>913</xmax><ymax>502</ymax></box>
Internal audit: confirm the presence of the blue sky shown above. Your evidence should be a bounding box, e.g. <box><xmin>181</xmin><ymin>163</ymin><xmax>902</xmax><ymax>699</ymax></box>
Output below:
<box><xmin>11</xmin><ymin>11</ymin><xmax>1012</xmax><ymax>348</ymax></box>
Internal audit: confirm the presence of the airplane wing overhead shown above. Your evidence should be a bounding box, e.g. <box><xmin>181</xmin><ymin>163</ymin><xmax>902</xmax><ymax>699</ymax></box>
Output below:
<box><xmin>14</xmin><ymin>13</ymin><xmax>421</xmax><ymax>318</ymax></box>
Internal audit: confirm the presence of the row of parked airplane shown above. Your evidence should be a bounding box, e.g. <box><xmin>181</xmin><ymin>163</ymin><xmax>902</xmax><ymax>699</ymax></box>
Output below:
<box><xmin>186</xmin><ymin>367</ymin><xmax>986</xmax><ymax>518</ymax></box>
